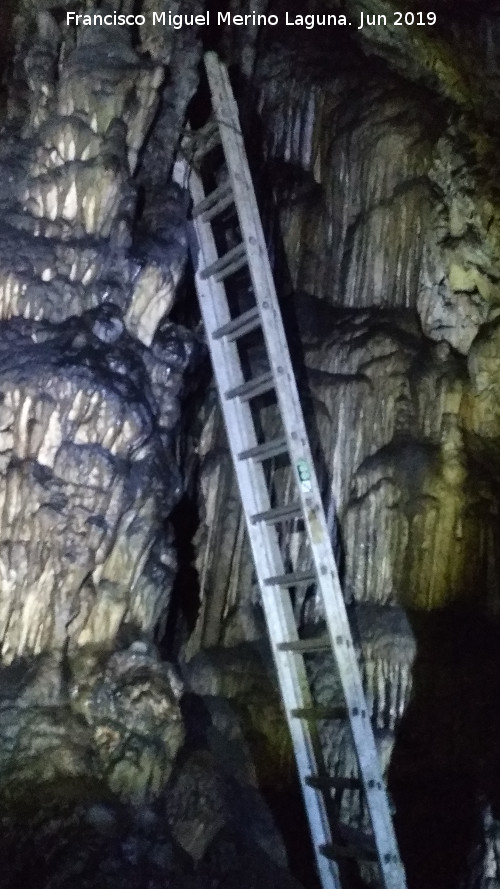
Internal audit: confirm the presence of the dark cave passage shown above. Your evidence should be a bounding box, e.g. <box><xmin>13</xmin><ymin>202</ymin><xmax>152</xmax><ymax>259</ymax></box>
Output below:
<box><xmin>159</xmin><ymin>491</ymin><xmax>201</xmax><ymax>660</ymax></box>
<box><xmin>390</xmin><ymin>608</ymin><xmax>500</xmax><ymax>889</ymax></box>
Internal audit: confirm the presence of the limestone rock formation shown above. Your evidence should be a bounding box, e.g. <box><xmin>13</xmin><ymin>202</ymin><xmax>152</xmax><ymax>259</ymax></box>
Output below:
<box><xmin>0</xmin><ymin>5</ymin><xmax>308</xmax><ymax>889</ymax></box>
<box><xmin>1</xmin><ymin>1</ymin><xmax>500</xmax><ymax>889</ymax></box>
<box><xmin>188</xmin><ymin>13</ymin><xmax>500</xmax><ymax>889</ymax></box>
<box><xmin>0</xmin><ymin>3</ymin><xmax>198</xmax><ymax>882</ymax></box>
<box><xmin>0</xmin><ymin>315</ymin><xmax>180</xmax><ymax>661</ymax></box>
<box><xmin>0</xmin><ymin>4</ymin><xmax>202</xmax><ymax>667</ymax></box>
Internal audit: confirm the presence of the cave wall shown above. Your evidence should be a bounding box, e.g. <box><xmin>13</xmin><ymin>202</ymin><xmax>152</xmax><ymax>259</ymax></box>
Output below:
<box><xmin>195</xmin><ymin>19</ymin><xmax>500</xmax><ymax>637</ymax></box>
<box><xmin>0</xmin><ymin>2</ymin><xmax>500</xmax><ymax>889</ymax></box>
<box><xmin>0</xmin><ymin>6</ymin><xmax>317</xmax><ymax>889</ymax></box>
<box><xmin>0</xmin><ymin>0</ymin><xmax>200</xmax><ymax>806</ymax></box>
<box><xmin>190</xmin><ymin>9</ymin><xmax>500</xmax><ymax>888</ymax></box>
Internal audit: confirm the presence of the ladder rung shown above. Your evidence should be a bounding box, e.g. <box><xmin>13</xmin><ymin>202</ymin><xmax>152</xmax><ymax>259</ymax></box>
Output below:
<box><xmin>212</xmin><ymin>306</ymin><xmax>260</xmax><ymax>341</ymax></box>
<box><xmin>266</xmin><ymin>570</ymin><xmax>316</xmax><ymax>587</ymax></box>
<box><xmin>200</xmin><ymin>243</ymin><xmax>247</xmax><ymax>281</ymax></box>
<box><xmin>277</xmin><ymin>635</ymin><xmax>330</xmax><ymax>654</ymax></box>
<box><xmin>306</xmin><ymin>775</ymin><xmax>362</xmax><ymax>792</ymax></box>
<box><xmin>213</xmin><ymin>251</ymin><xmax>248</xmax><ymax>282</ymax></box>
<box><xmin>320</xmin><ymin>841</ymin><xmax>378</xmax><ymax>863</ymax></box>
<box><xmin>238</xmin><ymin>436</ymin><xmax>289</xmax><ymax>462</ymax></box>
<box><xmin>225</xmin><ymin>372</ymin><xmax>274</xmax><ymax>402</ymax></box>
<box><xmin>191</xmin><ymin>120</ymin><xmax>221</xmax><ymax>162</ymax></box>
<box><xmin>251</xmin><ymin>502</ymin><xmax>302</xmax><ymax>524</ymax></box>
<box><xmin>192</xmin><ymin>182</ymin><xmax>233</xmax><ymax>221</ymax></box>
<box><xmin>291</xmin><ymin>706</ymin><xmax>346</xmax><ymax>721</ymax></box>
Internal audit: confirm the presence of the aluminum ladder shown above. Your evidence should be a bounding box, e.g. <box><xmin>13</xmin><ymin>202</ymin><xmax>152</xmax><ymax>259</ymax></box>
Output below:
<box><xmin>173</xmin><ymin>51</ymin><xmax>407</xmax><ymax>889</ymax></box>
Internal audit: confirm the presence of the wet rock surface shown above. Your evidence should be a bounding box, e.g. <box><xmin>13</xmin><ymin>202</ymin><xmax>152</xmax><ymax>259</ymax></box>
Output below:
<box><xmin>189</xmin><ymin>11</ymin><xmax>500</xmax><ymax>889</ymax></box>
<box><xmin>0</xmin><ymin>4</ymin><xmax>308</xmax><ymax>889</ymax></box>
<box><xmin>0</xmin><ymin>6</ymin><xmax>223</xmax><ymax>889</ymax></box>
<box><xmin>0</xmin><ymin>315</ymin><xmax>184</xmax><ymax>661</ymax></box>
<box><xmin>1</xmin><ymin>1</ymin><xmax>500</xmax><ymax>888</ymax></box>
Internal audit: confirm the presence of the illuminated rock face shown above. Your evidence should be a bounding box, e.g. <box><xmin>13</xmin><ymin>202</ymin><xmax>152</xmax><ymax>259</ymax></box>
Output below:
<box><xmin>0</xmin><ymin>4</ymin><xmax>202</xmax><ymax>667</ymax></box>
<box><xmin>191</xmin><ymin>26</ymin><xmax>500</xmax><ymax>888</ymax></box>
<box><xmin>0</xmin><ymin>3</ymin><xmax>200</xmax><ymax>823</ymax></box>
<box><xmin>2</xmin><ymin>2</ymin><xmax>500</xmax><ymax>887</ymax></box>
<box><xmin>0</xmin><ymin>317</ymin><xmax>182</xmax><ymax>662</ymax></box>
<box><xmin>195</xmin><ymin>38</ymin><xmax>500</xmax><ymax>627</ymax></box>
<box><xmin>2</xmin><ymin>8</ymin><xmax>187</xmax><ymax>342</ymax></box>
<box><xmin>192</xmin><ymin>42</ymin><xmax>500</xmax><ymax>653</ymax></box>
<box><xmin>0</xmin><ymin>11</ymin><xmax>299</xmax><ymax>889</ymax></box>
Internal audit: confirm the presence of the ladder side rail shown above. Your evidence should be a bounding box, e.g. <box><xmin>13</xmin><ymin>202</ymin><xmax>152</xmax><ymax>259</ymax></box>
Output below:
<box><xmin>204</xmin><ymin>53</ymin><xmax>407</xmax><ymax>889</ymax></box>
<box><xmin>174</xmin><ymin>157</ymin><xmax>341</xmax><ymax>889</ymax></box>
<box><xmin>204</xmin><ymin>51</ymin><xmax>368</xmax><ymax>681</ymax></box>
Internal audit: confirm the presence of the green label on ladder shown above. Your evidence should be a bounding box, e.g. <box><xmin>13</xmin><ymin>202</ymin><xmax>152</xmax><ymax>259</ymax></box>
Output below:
<box><xmin>297</xmin><ymin>458</ymin><xmax>312</xmax><ymax>493</ymax></box>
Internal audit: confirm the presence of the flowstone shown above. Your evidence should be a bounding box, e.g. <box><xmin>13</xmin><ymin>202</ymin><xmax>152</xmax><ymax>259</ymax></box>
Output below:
<box><xmin>0</xmin><ymin>0</ymin><xmax>200</xmax><ymax>874</ymax></box>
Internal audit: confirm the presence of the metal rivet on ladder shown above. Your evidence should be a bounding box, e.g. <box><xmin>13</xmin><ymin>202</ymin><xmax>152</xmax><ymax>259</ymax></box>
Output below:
<box><xmin>262</xmin><ymin>301</ymin><xmax>269</xmax><ymax>308</ymax></box>
<box><xmin>336</xmin><ymin>635</ymin><xmax>343</xmax><ymax>645</ymax></box>
<box><xmin>320</xmin><ymin>565</ymin><xmax>327</xmax><ymax>575</ymax></box>
<box><xmin>352</xmin><ymin>707</ymin><xmax>359</xmax><ymax>716</ymax></box>
<box><xmin>277</xmin><ymin>366</ymin><xmax>284</xmax><ymax>374</ymax></box>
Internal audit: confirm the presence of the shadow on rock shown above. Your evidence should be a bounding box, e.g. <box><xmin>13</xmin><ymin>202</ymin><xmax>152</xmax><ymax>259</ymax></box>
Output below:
<box><xmin>389</xmin><ymin>608</ymin><xmax>500</xmax><ymax>889</ymax></box>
